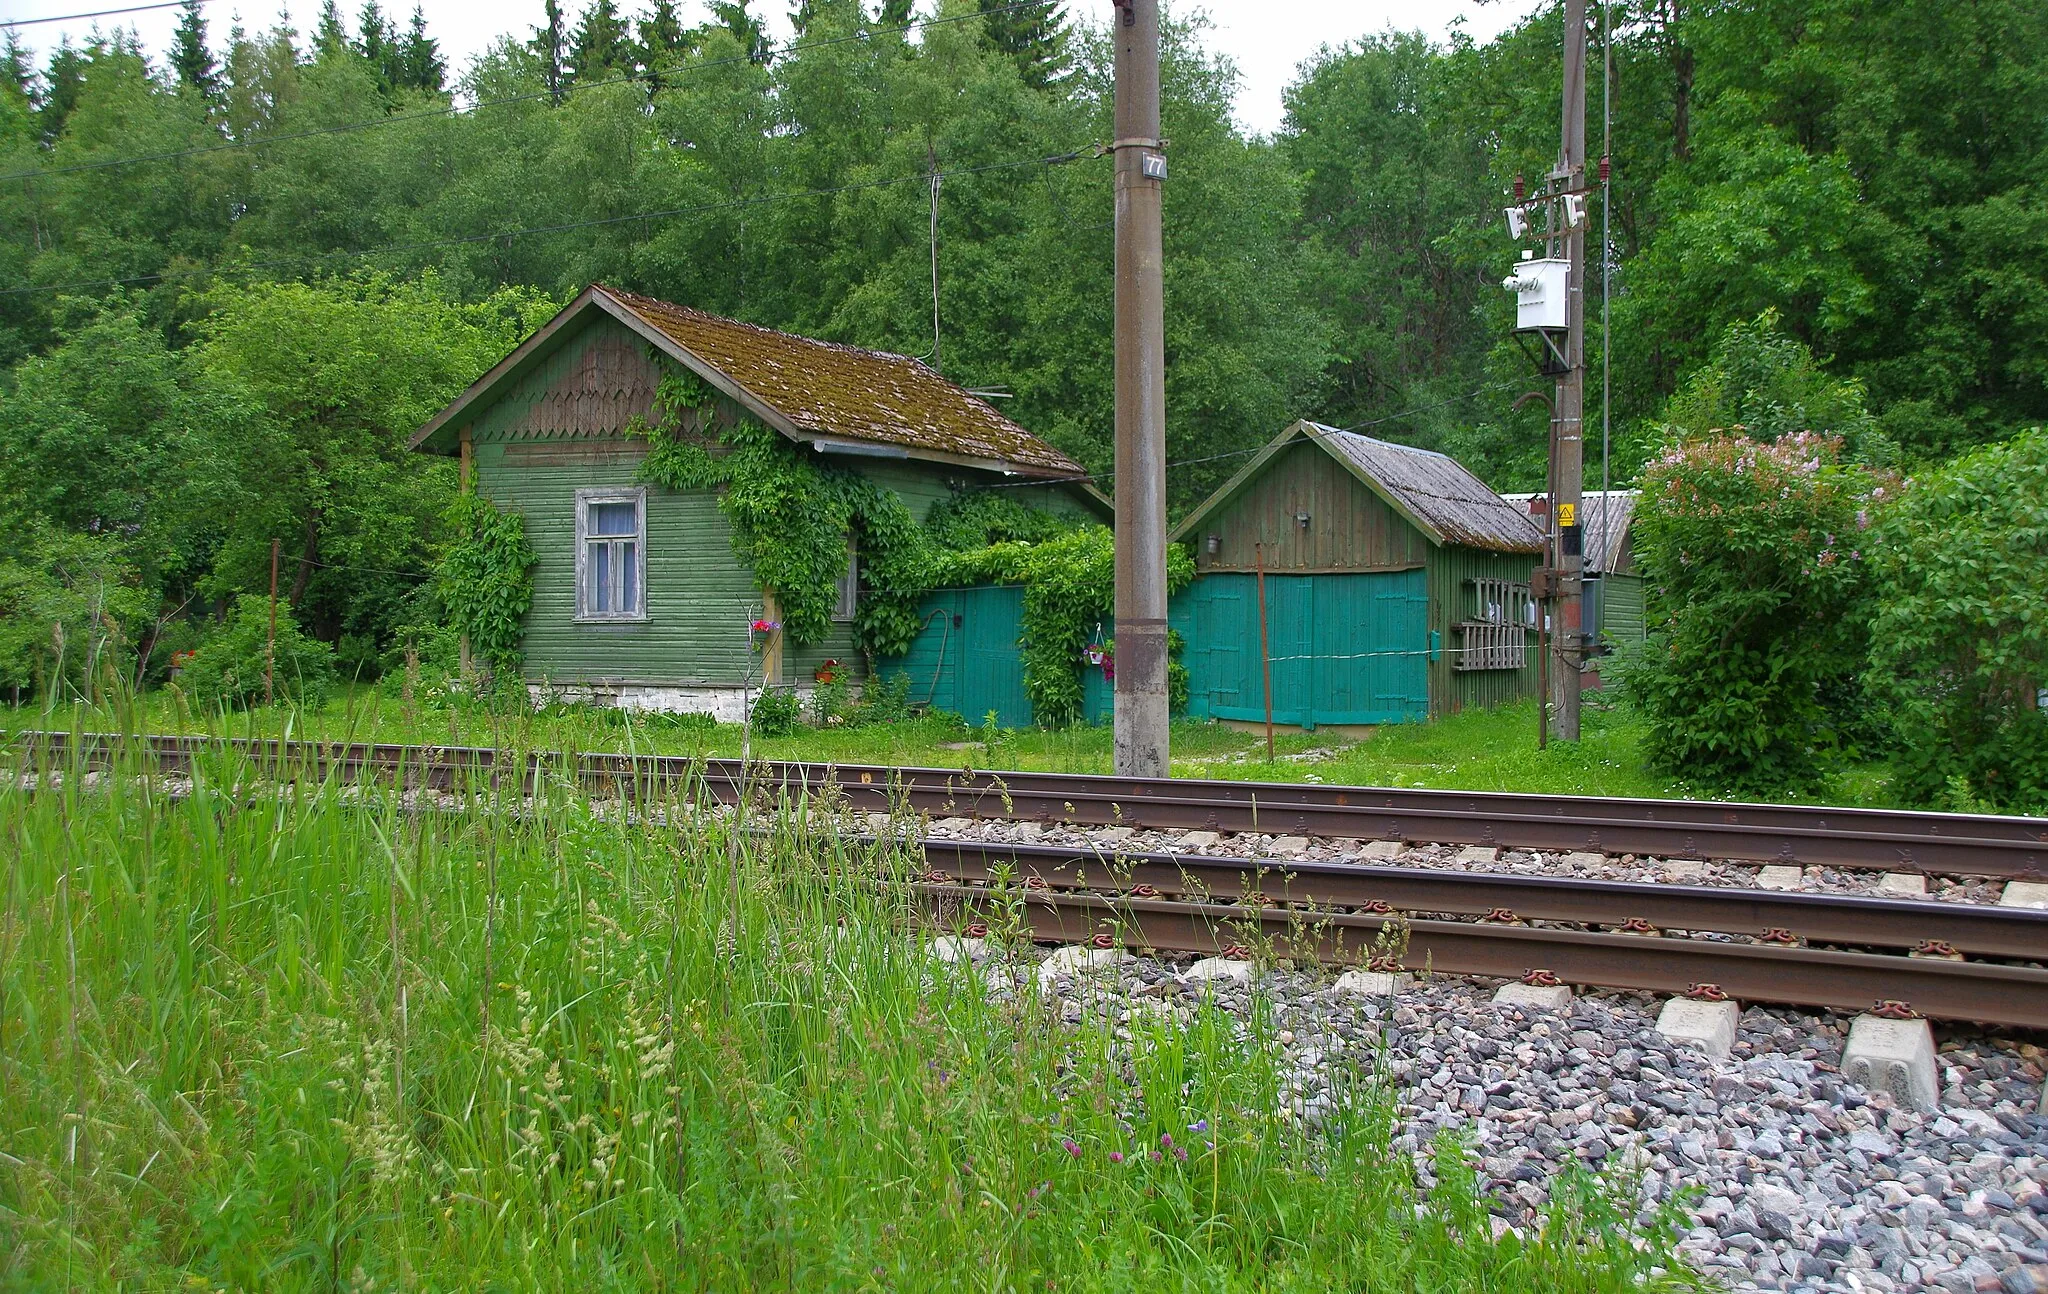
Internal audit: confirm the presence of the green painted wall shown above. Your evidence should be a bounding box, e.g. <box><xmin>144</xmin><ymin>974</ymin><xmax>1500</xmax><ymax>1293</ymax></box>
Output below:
<box><xmin>466</xmin><ymin>316</ymin><xmax>1094</xmax><ymax>690</ymax></box>
<box><xmin>1591</xmin><ymin>572</ymin><xmax>1646</xmax><ymax>649</ymax></box>
<box><xmin>1426</xmin><ymin>545</ymin><xmax>1542</xmax><ymax>716</ymax></box>
<box><xmin>1190</xmin><ymin>441</ymin><xmax>1432</xmax><ymax>575</ymax></box>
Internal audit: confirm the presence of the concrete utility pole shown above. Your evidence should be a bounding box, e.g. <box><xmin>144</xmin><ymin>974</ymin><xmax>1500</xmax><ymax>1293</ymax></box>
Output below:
<box><xmin>1111</xmin><ymin>0</ymin><xmax>1170</xmax><ymax>778</ymax></box>
<box><xmin>1548</xmin><ymin>0</ymin><xmax>1589</xmax><ymax>743</ymax></box>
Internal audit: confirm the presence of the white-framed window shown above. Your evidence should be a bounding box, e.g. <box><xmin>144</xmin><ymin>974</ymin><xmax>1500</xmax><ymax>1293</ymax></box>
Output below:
<box><xmin>575</xmin><ymin>487</ymin><xmax>646</xmax><ymax>621</ymax></box>
<box><xmin>832</xmin><ymin>538</ymin><xmax>859</xmax><ymax>622</ymax></box>
<box><xmin>1454</xmin><ymin>578</ymin><xmax>1532</xmax><ymax>671</ymax></box>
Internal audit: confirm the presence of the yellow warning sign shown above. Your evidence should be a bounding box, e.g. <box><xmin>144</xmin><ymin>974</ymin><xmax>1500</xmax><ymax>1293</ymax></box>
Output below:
<box><xmin>1557</xmin><ymin>502</ymin><xmax>1577</xmax><ymax>527</ymax></box>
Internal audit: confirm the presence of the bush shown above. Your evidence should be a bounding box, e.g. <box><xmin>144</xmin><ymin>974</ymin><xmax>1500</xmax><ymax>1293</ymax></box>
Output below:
<box><xmin>178</xmin><ymin>595</ymin><xmax>338</xmax><ymax>709</ymax></box>
<box><xmin>437</xmin><ymin>493</ymin><xmax>536</xmax><ymax>682</ymax></box>
<box><xmin>748</xmin><ymin>685</ymin><xmax>800</xmax><ymax>735</ymax></box>
<box><xmin>1622</xmin><ymin>430</ymin><xmax>1882</xmax><ymax>793</ymax></box>
<box><xmin>1864</xmin><ymin>430</ymin><xmax>2048</xmax><ymax>812</ymax></box>
<box><xmin>849</xmin><ymin>671</ymin><xmax>915</xmax><ymax>727</ymax></box>
<box><xmin>0</xmin><ymin>527</ymin><xmax>149</xmax><ymax>703</ymax></box>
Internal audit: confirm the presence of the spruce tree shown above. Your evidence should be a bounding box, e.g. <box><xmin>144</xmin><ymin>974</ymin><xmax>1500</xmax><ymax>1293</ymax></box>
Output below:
<box><xmin>978</xmin><ymin>0</ymin><xmax>1067</xmax><ymax>89</ymax></box>
<box><xmin>0</xmin><ymin>32</ymin><xmax>36</xmax><ymax>111</ymax></box>
<box><xmin>708</xmin><ymin>0</ymin><xmax>769</xmax><ymax>64</ymax></box>
<box><xmin>170</xmin><ymin>0</ymin><xmax>219</xmax><ymax>99</ymax></box>
<box><xmin>313</xmin><ymin>0</ymin><xmax>350</xmax><ymax>58</ymax></box>
<box><xmin>397</xmin><ymin>4</ymin><xmax>445</xmax><ymax>92</ymax></box>
<box><xmin>568</xmin><ymin>0</ymin><xmax>634</xmax><ymax>85</ymax></box>
<box><xmin>635</xmin><ymin>0</ymin><xmax>691</xmax><ymax>88</ymax></box>
<box><xmin>356</xmin><ymin>1</ymin><xmax>402</xmax><ymax>89</ymax></box>
<box><xmin>529</xmin><ymin>0</ymin><xmax>567</xmax><ymax>103</ymax></box>
<box><xmin>38</xmin><ymin>40</ymin><xmax>86</xmax><ymax>143</ymax></box>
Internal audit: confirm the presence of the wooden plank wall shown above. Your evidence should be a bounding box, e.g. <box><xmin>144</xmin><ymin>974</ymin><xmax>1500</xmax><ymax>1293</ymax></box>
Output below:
<box><xmin>1426</xmin><ymin>545</ymin><xmax>1542</xmax><ymax>716</ymax></box>
<box><xmin>1191</xmin><ymin>441</ymin><xmax>1430</xmax><ymax>573</ymax></box>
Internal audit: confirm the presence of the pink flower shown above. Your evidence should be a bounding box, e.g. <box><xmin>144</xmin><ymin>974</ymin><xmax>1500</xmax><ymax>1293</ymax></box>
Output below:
<box><xmin>1061</xmin><ymin>1138</ymin><xmax>1080</xmax><ymax>1157</ymax></box>
<box><xmin>1108</xmin><ymin>1151</ymin><xmax>1125</xmax><ymax>1164</ymax></box>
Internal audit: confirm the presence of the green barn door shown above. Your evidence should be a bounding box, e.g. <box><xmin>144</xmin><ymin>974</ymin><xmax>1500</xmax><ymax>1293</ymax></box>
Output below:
<box><xmin>1265</xmin><ymin>576</ymin><xmax>1315</xmax><ymax>727</ymax></box>
<box><xmin>1178</xmin><ymin>570</ymin><xmax>1428</xmax><ymax>727</ymax></box>
<box><xmin>955</xmin><ymin>584</ymin><xmax>1033</xmax><ymax>728</ymax></box>
<box><xmin>1354</xmin><ymin>568</ymin><xmax>1428</xmax><ymax>722</ymax></box>
<box><xmin>1179</xmin><ymin>576</ymin><xmax>1246</xmax><ymax>719</ymax></box>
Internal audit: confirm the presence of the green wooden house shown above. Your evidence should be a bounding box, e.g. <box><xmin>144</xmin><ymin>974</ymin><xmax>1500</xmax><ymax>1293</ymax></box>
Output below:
<box><xmin>412</xmin><ymin>285</ymin><xmax>1104</xmax><ymax>717</ymax></box>
<box><xmin>1167</xmin><ymin>421</ymin><xmax>1544</xmax><ymax>729</ymax></box>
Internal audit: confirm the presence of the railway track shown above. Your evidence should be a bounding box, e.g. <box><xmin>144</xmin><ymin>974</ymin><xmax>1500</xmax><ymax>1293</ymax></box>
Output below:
<box><xmin>24</xmin><ymin>730</ymin><xmax>2048</xmax><ymax>877</ymax></box>
<box><xmin>17</xmin><ymin>731</ymin><xmax>2048</xmax><ymax>1029</ymax></box>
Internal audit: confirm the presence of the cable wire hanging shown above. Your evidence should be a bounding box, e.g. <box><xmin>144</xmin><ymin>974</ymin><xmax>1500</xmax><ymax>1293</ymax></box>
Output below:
<box><xmin>3</xmin><ymin>0</ymin><xmax>188</xmax><ymax>28</ymax></box>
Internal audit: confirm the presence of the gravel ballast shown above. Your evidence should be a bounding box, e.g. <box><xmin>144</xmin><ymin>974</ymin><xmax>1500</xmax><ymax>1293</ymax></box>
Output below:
<box><xmin>988</xmin><ymin>943</ymin><xmax>2048</xmax><ymax>1294</ymax></box>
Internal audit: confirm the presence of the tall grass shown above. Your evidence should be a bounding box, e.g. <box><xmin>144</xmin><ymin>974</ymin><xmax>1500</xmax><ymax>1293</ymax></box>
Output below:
<box><xmin>0</xmin><ymin>732</ymin><xmax>1701</xmax><ymax>1290</ymax></box>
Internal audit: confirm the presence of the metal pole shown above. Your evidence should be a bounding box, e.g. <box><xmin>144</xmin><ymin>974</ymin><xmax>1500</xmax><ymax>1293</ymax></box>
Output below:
<box><xmin>1549</xmin><ymin>0</ymin><xmax>1589</xmax><ymax>742</ymax></box>
<box><xmin>1111</xmin><ymin>0</ymin><xmax>1170</xmax><ymax>778</ymax></box>
<box><xmin>928</xmin><ymin>141</ymin><xmax>942</xmax><ymax>375</ymax></box>
<box><xmin>1598</xmin><ymin>0</ymin><xmax>1613</xmax><ymax>598</ymax></box>
<box><xmin>1256</xmin><ymin>542</ymin><xmax>1274</xmax><ymax>763</ymax></box>
<box><xmin>266</xmin><ymin>538</ymin><xmax>279</xmax><ymax>707</ymax></box>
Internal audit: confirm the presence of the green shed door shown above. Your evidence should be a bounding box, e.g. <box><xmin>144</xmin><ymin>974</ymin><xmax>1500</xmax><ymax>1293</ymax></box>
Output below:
<box><xmin>957</xmin><ymin>585</ymin><xmax>1033</xmax><ymax>728</ymax></box>
<box><xmin>1176</xmin><ymin>571</ymin><xmax>1427</xmax><ymax>728</ymax></box>
<box><xmin>891</xmin><ymin>584</ymin><xmax>1034</xmax><ymax>728</ymax></box>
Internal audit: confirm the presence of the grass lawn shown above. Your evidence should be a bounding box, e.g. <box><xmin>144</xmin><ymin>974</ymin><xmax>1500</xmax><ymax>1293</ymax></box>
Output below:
<box><xmin>7</xmin><ymin>686</ymin><xmax>1901</xmax><ymax>808</ymax></box>
<box><xmin>0</xmin><ymin>746</ymin><xmax>1704</xmax><ymax>1289</ymax></box>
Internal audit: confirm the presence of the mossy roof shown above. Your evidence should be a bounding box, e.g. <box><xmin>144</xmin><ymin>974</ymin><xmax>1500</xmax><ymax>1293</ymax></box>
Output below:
<box><xmin>1170</xmin><ymin>420</ymin><xmax>1544</xmax><ymax>555</ymax></box>
<box><xmin>414</xmin><ymin>285</ymin><xmax>1086</xmax><ymax>480</ymax></box>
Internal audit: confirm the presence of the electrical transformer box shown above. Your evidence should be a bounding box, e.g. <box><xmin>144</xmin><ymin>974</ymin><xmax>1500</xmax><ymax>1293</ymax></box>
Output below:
<box><xmin>1502</xmin><ymin>256</ymin><xmax>1570</xmax><ymax>332</ymax></box>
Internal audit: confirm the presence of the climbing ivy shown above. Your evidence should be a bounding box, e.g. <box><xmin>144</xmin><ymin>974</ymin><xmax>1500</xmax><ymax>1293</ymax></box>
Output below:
<box><xmin>632</xmin><ymin>363</ymin><xmax>1182</xmax><ymax>726</ymax></box>
<box><xmin>922</xmin><ymin>488</ymin><xmax>1087</xmax><ymax>551</ymax></box>
<box><xmin>632</xmin><ymin>369</ymin><xmax>928</xmax><ymax>657</ymax></box>
<box><xmin>935</xmin><ymin>527</ymin><xmax>1195</xmax><ymax>726</ymax></box>
<box><xmin>437</xmin><ymin>492</ymin><xmax>536</xmax><ymax>680</ymax></box>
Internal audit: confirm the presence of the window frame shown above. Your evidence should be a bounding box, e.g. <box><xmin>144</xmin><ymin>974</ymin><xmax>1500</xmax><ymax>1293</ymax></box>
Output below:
<box><xmin>574</xmin><ymin>486</ymin><xmax>648</xmax><ymax>623</ymax></box>
<box><xmin>831</xmin><ymin>536</ymin><xmax>859</xmax><ymax>623</ymax></box>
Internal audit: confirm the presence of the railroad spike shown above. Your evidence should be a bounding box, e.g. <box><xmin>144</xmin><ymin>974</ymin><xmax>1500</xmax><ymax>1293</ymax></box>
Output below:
<box><xmin>1912</xmin><ymin>940</ymin><xmax>1964</xmax><ymax>961</ymax></box>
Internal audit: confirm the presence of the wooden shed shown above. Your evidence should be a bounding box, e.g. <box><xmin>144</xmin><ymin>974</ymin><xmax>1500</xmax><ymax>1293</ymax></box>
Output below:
<box><xmin>411</xmin><ymin>285</ymin><xmax>1104</xmax><ymax>717</ymax></box>
<box><xmin>1167</xmin><ymin>421</ymin><xmax>1544</xmax><ymax>729</ymax></box>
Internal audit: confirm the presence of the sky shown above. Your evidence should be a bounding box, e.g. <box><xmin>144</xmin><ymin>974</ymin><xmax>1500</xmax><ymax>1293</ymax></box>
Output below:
<box><xmin>4</xmin><ymin>0</ymin><xmax>1545</xmax><ymax>135</ymax></box>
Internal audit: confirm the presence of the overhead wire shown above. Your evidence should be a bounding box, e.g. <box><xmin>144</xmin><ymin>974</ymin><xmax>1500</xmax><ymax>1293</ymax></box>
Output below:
<box><xmin>0</xmin><ymin>0</ymin><xmax>1066</xmax><ymax>183</ymax></box>
<box><xmin>0</xmin><ymin>147</ymin><xmax>1098</xmax><ymax>296</ymax></box>
<box><xmin>3</xmin><ymin>1</ymin><xmax>187</xmax><ymax>28</ymax></box>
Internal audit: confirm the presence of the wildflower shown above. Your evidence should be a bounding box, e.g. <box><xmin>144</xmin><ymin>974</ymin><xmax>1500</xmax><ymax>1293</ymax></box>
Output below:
<box><xmin>1149</xmin><ymin>1150</ymin><xmax>1163</xmax><ymax>1163</ymax></box>
<box><xmin>1188</xmin><ymin>1119</ymin><xmax>1208</xmax><ymax>1133</ymax></box>
<box><xmin>1160</xmin><ymin>1133</ymin><xmax>1174</xmax><ymax>1150</ymax></box>
<box><xmin>1109</xmin><ymin>1151</ymin><xmax>1125</xmax><ymax>1164</ymax></box>
<box><xmin>1174</xmin><ymin>1146</ymin><xmax>1188</xmax><ymax>1162</ymax></box>
<box><xmin>1061</xmin><ymin>1138</ymin><xmax>1080</xmax><ymax>1157</ymax></box>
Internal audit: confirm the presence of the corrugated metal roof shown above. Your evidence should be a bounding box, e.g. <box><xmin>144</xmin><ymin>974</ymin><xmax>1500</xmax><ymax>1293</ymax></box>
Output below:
<box><xmin>1501</xmin><ymin>489</ymin><xmax>1636</xmax><ymax>572</ymax></box>
<box><xmin>598</xmin><ymin>287</ymin><xmax>1083</xmax><ymax>477</ymax></box>
<box><xmin>1308</xmin><ymin>424</ymin><xmax>1545</xmax><ymax>554</ymax></box>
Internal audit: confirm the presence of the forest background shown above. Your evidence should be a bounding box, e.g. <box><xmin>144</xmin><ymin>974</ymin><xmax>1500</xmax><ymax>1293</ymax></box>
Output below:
<box><xmin>0</xmin><ymin>0</ymin><xmax>2042</xmax><ymax>767</ymax></box>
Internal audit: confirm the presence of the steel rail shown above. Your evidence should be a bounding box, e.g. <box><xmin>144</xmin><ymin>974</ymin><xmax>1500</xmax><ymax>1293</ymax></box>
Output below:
<box><xmin>18</xmin><ymin>731</ymin><xmax>2048</xmax><ymax>1027</ymax></box>
<box><xmin>907</xmin><ymin>838</ymin><xmax>2048</xmax><ymax>960</ymax></box>
<box><xmin>19</xmin><ymin>731</ymin><xmax>2048</xmax><ymax>877</ymax></box>
<box><xmin>916</xmin><ymin>886</ymin><xmax>2048</xmax><ymax>1031</ymax></box>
